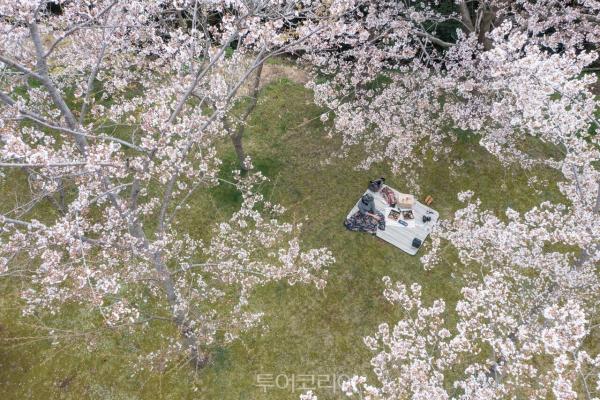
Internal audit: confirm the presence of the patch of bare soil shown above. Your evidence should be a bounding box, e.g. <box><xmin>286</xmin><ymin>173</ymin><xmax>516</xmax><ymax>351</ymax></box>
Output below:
<box><xmin>259</xmin><ymin>63</ymin><xmax>310</xmax><ymax>88</ymax></box>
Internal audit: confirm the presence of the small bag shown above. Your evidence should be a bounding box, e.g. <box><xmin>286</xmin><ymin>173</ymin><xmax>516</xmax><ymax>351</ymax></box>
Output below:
<box><xmin>411</xmin><ymin>238</ymin><xmax>422</xmax><ymax>248</ymax></box>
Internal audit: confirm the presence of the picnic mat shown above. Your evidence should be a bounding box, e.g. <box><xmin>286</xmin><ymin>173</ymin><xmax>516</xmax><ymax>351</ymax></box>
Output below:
<box><xmin>346</xmin><ymin>185</ymin><xmax>439</xmax><ymax>255</ymax></box>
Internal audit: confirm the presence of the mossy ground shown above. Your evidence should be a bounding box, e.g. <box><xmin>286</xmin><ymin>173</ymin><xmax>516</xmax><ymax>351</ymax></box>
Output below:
<box><xmin>0</xmin><ymin>78</ymin><xmax>565</xmax><ymax>399</ymax></box>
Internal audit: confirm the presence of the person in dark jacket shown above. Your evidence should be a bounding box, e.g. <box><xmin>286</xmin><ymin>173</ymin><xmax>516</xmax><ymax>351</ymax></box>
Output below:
<box><xmin>344</xmin><ymin>194</ymin><xmax>386</xmax><ymax>234</ymax></box>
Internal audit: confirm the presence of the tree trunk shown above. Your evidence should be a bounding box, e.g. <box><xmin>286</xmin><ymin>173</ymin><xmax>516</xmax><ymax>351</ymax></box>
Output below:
<box><xmin>230</xmin><ymin>131</ymin><xmax>246</xmax><ymax>169</ymax></box>
<box><xmin>458</xmin><ymin>1</ymin><xmax>475</xmax><ymax>33</ymax></box>
<box><xmin>477</xmin><ymin>5</ymin><xmax>497</xmax><ymax>51</ymax></box>
<box><xmin>149</xmin><ymin>235</ymin><xmax>210</xmax><ymax>369</ymax></box>
<box><xmin>225</xmin><ymin>63</ymin><xmax>264</xmax><ymax>171</ymax></box>
<box><xmin>123</xmin><ymin>179</ymin><xmax>210</xmax><ymax>369</ymax></box>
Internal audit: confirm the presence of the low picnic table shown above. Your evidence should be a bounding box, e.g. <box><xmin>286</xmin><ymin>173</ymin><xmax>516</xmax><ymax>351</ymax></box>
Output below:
<box><xmin>346</xmin><ymin>184</ymin><xmax>439</xmax><ymax>255</ymax></box>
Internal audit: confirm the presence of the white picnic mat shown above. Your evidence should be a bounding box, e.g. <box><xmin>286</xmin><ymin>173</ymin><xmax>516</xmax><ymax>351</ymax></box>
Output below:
<box><xmin>346</xmin><ymin>185</ymin><xmax>439</xmax><ymax>255</ymax></box>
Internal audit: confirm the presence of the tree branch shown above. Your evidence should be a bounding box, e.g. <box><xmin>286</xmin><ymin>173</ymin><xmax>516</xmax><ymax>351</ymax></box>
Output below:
<box><xmin>29</xmin><ymin>21</ymin><xmax>88</xmax><ymax>152</ymax></box>
<box><xmin>43</xmin><ymin>0</ymin><xmax>118</xmax><ymax>58</ymax></box>
<box><xmin>0</xmin><ymin>91</ymin><xmax>143</xmax><ymax>151</ymax></box>
<box><xmin>0</xmin><ymin>54</ymin><xmax>46</xmax><ymax>81</ymax></box>
<box><xmin>414</xmin><ymin>31</ymin><xmax>455</xmax><ymax>48</ymax></box>
<box><xmin>458</xmin><ymin>0</ymin><xmax>475</xmax><ymax>32</ymax></box>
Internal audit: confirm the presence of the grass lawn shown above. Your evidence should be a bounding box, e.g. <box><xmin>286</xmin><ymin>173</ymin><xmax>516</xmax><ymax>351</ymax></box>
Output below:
<box><xmin>0</xmin><ymin>77</ymin><xmax>564</xmax><ymax>399</ymax></box>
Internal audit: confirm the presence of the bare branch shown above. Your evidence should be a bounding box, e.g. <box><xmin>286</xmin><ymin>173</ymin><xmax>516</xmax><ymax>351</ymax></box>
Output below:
<box><xmin>414</xmin><ymin>31</ymin><xmax>455</xmax><ymax>48</ymax></box>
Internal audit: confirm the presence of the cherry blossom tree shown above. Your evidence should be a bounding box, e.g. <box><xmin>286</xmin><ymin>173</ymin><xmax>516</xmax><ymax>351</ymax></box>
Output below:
<box><xmin>340</xmin><ymin>277</ymin><xmax>599</xmax><ymax>400</ymax></box>
<box><xmin>2</xmin><ymin>1</ymin><xmax>599</xmax><ymax>390</ymax></box>
<box><xmin>294</xmin><ymin>3</ymin><xmax>600</xmax><ymax>394</ymax></box>
<box><xmin>0</xmin><ymin>0</ymin><xmax>336</xmax><ymax>368</ymax></box>
<box><xmin>299</xmin><ymin>0</ymin><xmax>600</xmax><ymax>182</ymax></box>
<box><xmin>332</xmin><ymin>147</ymin><xmax>600</xmax><ymax>399</ymax></box>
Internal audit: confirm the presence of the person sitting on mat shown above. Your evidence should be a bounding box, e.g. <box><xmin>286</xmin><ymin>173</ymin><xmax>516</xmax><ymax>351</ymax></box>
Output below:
<box><xmin>344</xmin><ymin>193</ymin><xmax>386</xmax><ymax>234</ymax></box>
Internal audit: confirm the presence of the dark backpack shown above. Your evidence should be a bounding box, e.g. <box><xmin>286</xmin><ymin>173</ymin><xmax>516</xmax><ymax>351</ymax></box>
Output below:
<box><xmin>368</xmin><ymin>177</ymin><xmax>385</xmax><ymax>192</ymax></box>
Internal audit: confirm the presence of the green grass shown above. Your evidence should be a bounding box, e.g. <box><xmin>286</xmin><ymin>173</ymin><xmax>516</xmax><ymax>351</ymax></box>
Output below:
<box><xmin>0</xmin><ymin>78</ymin><xmax>564</xmax><ymax>399</ymax></box>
